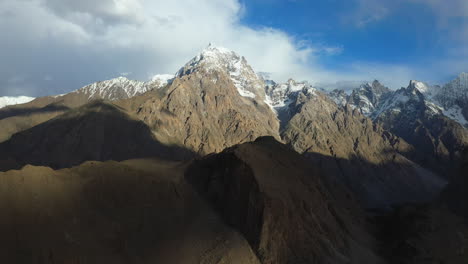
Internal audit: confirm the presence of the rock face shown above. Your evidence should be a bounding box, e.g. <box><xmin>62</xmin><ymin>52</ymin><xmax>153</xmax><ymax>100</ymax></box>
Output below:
<box><xmin>186</xmin><ymin>137</ymin><xmax>384</xmax><ymax>264</ymax></box>
<box><xmin>0</xmin><ymin>101</ymin><xmax>192</xmax><ymax>171</ymax></box>
<box><xmin>347</xmin><ymin>80</ymin><xmax>392</xmax><ymax>116</ymax></box>
<box><xmin>120</xmin><ymin>47</ymin><xmax>280</xmax><ymax>155</ymax></box>
<box><xmin>280</xmin><ymin>90</ymin><xmax>446</xmax><ymax>208</ymax></box>
<box><xmin>434</xmin><ymin>73</ymin><xmax>468</xmax><ymax>126</ymax></box>
<box><xmin>176</xmin><ymin>46</ymin><xmax>266</xmax><ymax>100</ymax></box>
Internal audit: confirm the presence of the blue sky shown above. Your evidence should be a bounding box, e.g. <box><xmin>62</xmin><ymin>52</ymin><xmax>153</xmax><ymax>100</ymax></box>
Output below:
<box><xmin>239</xmin><ymin>0</ymin><xmax>467</xmax><ymax>85</ymax></box>
<box><xmin>1</xmin><ymin>0</ymin><xmax>467</xmax><ymax>96</ymax></box>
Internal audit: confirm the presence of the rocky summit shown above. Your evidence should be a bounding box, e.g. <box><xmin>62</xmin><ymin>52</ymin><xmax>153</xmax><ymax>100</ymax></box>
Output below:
<box><xmin>1</xmin><ymin>46</ymin><xmax>467</xmax><ymax>264</ymax></box>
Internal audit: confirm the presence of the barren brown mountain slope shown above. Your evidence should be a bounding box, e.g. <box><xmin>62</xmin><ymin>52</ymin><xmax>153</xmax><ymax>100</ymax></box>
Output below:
<box><xmin>281</xmin><ymin>90</ymin><xmax>446</xmax><ymax>208</ymax></box>
<box><xmin>0</xmin><ymin>158</ymin><xmax>260</xmax><ymax>264</ymax></box>
<box><xmin>117</xmin><ymin>69</ymin><xmax>280</xmax><ymax>155</ymax></box>
<box><xmin>0</xmin><ymin>101</ymin><xmax>193</xmax><ymax>171</ymax></box>
<box><xmin>187</xmin><ymin>137</ymin><xmax>384</xmax><ymax>264</ymax></box>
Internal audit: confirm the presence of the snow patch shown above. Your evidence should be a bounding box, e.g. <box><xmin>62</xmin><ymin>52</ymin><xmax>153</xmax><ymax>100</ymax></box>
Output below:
<box><xmin>176</xmin><ymin>46</ymin><xmax>264</xmax><ymax>99</ymax></box>
<box><xmin>442</xmin><ymin>105</ymin><xmax>468</xmax><ymax>127</ymax></box>
<box><xmin>0</xmin><ymin>96</ymin><xmax>35</xmax><ymax>109</ymax></box>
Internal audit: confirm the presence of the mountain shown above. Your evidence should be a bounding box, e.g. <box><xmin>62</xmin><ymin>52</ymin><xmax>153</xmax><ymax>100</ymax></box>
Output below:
<box><xmin>176</xmin><ymin>45</ymin><xmax>266</xmax><ymax>100</ymax></box>
<box><xmin>372</xmin><ymin>81</ymin><xmax>468</xmax><ymax>176</ymax></box>
<box><xmin>0</xmin><ymin>96</ymin><xmax>35</xmax><ymax>109</ymax></box>
<box><xmin>0</xmin><ymin>158</ymin><xmax>261</xmax><ymax>263</ymax></box>
<box><xmin>186</xmin><ymin>137</ymin><xmax>384</xmax><ymax>263</ymax></box>
<box><xmin>347</xmin><ymin>80</ymin><xmax>392</xmax><ymax>116</ymax></box>
<box><xmin>70</xmin><ymin>75</ymin><xmax>174</xmax><ymax>101</ymax></box>
<box><xmin>0</xmin><ymin>75</ymin><xmax>174</xmax><ymax>143</ymax></box>
<box><xmin>433</xmin><ymin>73</ymin><xmax>468</xmax><ymax>127</ymax></box>
<box><xmin>264</xmin><ymin>79</ymin><xmax>316</xmax><ymax>128</ymax></box>
<box><xmin>118</xmin><ymin>46</ymin><xmax>280</xmax><ymax>155</ymax></box>
<box><xmin>328</xmin><ymin>79</ymin><xmax>468</xmax><ymax>177</ymax></box>
<box><xmin>279</xmin><ymin>88</ymin><xmax>446</xmax><ymax>208</ymax></box>
<box><xmin>0</xmin><ymin>101</ymin><xmax>192</xmax><ymax>171</ymax></box>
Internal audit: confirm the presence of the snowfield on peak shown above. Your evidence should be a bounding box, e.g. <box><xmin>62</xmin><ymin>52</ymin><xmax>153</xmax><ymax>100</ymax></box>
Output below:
<box><xmin>150</xmin><ymin>74</ymin><xmax>174</xmax><ymax>86</ymax></box>
<box><xmin>265</xmin><ymin>79</ymin><xmax>316</xmax><ymax>109</ymax></box>
<box><xmin>76</xmin><ymin>77</ymin><xmax>148</xmax><ymax>100</ymax></box>
<box><xmin>176</xmin><ymin>46</ymin><xmax>265</xmax><ymax>99</ymax></box>
<box><xmin>0</xmin><ymin>96</ymin><xmax>35</xmax><ymax>109</ymax></box>
<box><xmin>72</xmin><ymin>75</ymin><xmax>173</xmax><ymax>101</ymax></box>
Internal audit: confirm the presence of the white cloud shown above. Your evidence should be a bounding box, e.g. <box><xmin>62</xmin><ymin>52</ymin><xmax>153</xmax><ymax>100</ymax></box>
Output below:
<box><xmin>0</xmin><ymin>0</ymin><xmax>464</xmax><ymax>96</ymax></box>
<box><xmin>1</xmin><ymin>0</ymin><xmax>332</xmax><ymax>96</ymax></box>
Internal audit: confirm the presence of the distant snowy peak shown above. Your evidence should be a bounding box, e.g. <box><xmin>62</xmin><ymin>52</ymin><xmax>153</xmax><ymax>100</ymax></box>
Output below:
<box><xmin>407</xmin><ymin>80</ymin><xmax>440</xmax><ymax>99</ymax></box>
<box><xmin>431</xmin><ymin>73</ymin><xmax>468</xmax><ymax>126</ymax></box>
<box><xmin>0</xmin><ymin>96</ymin><xmax>35</xmax><ymax>109</ymax></box>
<box><xmin>372</xmin><ymin>81</ymin><xmax>445</xmax><ymax>121</ymax></box>
<box><xmin>433</xmin><ymin>73</ymin><xmax>468</xmax><ymax>109</ymax></box>
<box><xmin>176</xmin><ymin>46</ymin><xmax>265</xmax><ymax>99</ymax></box>
<box><xmin>346</xmin><ymin>80</ymin><xmax>391</xmax><ymax>116</ymax></box>
<box><xmin>328</xmin><ymin>89</ymin><xmax>348</xmax><ymax>106</ymax></box>
<box><xmin>150</xmin><ymin>74</ymin><xmax>174</xmax><ymax>87</ymax></box>
<box><xmin>76</xmin><ymin>77</ymin><xmax>148</xmax><ymax>100</ymax></box>
<box><xmin>74</xmin><ymin>75</ymin><xmax>173</xmax><ymax>101</ymax></box>
<box><xmin>265</xmin><ymin>79</ymin><xmax>316</xmax><ymax>109</ymax></box>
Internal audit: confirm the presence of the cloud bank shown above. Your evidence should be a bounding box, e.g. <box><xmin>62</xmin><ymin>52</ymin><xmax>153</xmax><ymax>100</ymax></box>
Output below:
<box><xmin>0</xmin><ymin>0</ymin><xmax>466</xmax><ymax>96</ymax></box>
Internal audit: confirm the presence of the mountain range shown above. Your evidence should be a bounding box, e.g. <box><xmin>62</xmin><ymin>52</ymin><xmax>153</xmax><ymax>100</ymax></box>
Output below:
<box><xmin>0</xmin><ymin>46</ymin><xmax>467</xmax><ymax>263</ymax></box>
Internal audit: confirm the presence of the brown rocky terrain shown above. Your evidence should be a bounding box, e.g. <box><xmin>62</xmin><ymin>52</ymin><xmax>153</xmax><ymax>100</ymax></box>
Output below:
<box><xmin>0</xmin><ymin>136</ymin><xmax>385</xmax><ymax>264</ymax></box>
<box><xmin>187</xmin><ymin>137</ymin><xmax>384</xmax><ymax>264</ymax></box>
<box><xmin>281</xmin><ymin>90</ymin><xmax>446</xmax><ymax>208</ymax></box>
<box><xmin>376</xmin><ymin>99</ymin><xmax>468</xmax><ymax>178</ymax></box>
<box><xmin>0</xmin><ymin>158</ymin><xmax>260</xmax><ymax>264</ymax></box>
<box><xmin>118</xmin><ymin>68</ymin><xmax>280</xmax><ymax>155</ymax></box>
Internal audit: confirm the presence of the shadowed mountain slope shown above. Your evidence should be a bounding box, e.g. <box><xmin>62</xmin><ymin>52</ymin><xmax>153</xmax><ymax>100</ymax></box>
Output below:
<box><xmin>280</xmin><ymin>90</ymin><xmax>446</xmax><ymax>208</ymax></box>
<box><xmin>0</xmin><ymin>158</ymin><xmax>260</xmax><ymax>264</ymax></box>
<box><xmin>186</xmin><ymin>136</ymin><xmax>384</xmax><ymax>264</ymax></box>
<box><xmin>0</xmin><ymin>101</ymin><xmax>193</xmax><ymax>171</ymax></box>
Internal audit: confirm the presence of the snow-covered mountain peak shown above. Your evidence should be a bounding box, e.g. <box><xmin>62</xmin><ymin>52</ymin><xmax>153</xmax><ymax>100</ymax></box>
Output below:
<box><xmin>176</xmin><ymin>46</ymin><xmax>265</xmax><ymax>99</ymax></box>
<box><xmin>75</xmin><ymin>77</ymin><xmax>148</xmax><ymax>100</ymax></box>
<box><xmin>149</xmin><ymin>74</ymin><xmax>174</xmax><ymax>88</ymax></box>
<box><xmin>407</xmin><ymin>80</ymin><xmax>434</xmax><ymax>96</ymax></box>
<box><xmin>150</xmin><ymin>74</ymin><xmax>174</xmax><ymax>83</ymax></box>
<box><xmin>0</xmin><ymin>96</ymin><xmax>35</xmax><ymax>109</ymax></box>
<box><xmin>265</xmin><ymin>79</ymin><xmax>316</xmax><ymax>109</ymax></box>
